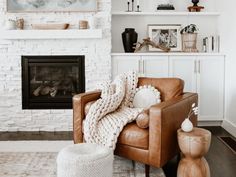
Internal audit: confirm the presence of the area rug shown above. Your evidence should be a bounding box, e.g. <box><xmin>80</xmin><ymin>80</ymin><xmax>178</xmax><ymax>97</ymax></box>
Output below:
<box><xmin>0</xmin><ymin>152</ymin><xmax>165</xmax><ymax>177</ymax></box>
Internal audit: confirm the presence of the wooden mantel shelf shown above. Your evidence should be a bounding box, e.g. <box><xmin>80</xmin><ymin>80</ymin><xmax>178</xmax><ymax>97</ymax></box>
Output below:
<box><xmin>0</xmin><ymin>29</ymin><xmax>103</xmax><ymax>40</ymax></box>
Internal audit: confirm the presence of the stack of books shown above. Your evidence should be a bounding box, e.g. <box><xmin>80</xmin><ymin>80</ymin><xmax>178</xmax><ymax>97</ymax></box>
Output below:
<box><xmin>202</xmin><ymin>35</ymin><xmax>220</xmax><ymax>53</ymax></box>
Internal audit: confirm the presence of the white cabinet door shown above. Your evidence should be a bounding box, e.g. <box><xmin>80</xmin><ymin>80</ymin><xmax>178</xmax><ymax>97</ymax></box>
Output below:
<box><xmin>197</xmin><ymin>56</ymin><xmax>225</xmax><ymax>121</ymax></box>
<box><xmin>112</xmin><ymin>56</ymin><xmax>140</xmax><ymax>79</ymax></box>
<box><xmin>169</xmin><ymin>56</ymin><xmax>197</xmax><ymax>92</ymax></box>
<box><xmin>142</xmin><ymin>56</ymin><xmax>169</xmax><ymax>78</ymax></box>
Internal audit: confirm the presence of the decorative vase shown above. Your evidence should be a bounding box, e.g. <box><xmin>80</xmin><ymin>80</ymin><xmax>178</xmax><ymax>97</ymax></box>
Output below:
<box><xmin>181</xmin><ymin>118</ymin><xmax>193</xmax><ymax>132</ymax></box>
<box><xmin>182</xmin><ymin>33</ymin><xmax>198</xmax><ymax>52</ymax></box>
<box><xmin>122</xmin><ymin>28</ymin><xmax>138</xmax><ymax>53</ymax></box>
<box><xmin>192</xmin><ymin>0</ymin><xmax>199</xmax><ymax>6</ymax></box>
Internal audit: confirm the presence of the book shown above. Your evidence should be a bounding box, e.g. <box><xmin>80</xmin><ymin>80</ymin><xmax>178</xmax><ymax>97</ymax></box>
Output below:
<box><xmin>202</xmin><ymin>35</ymin><xmax>220</xmax><ymax>53</ymax></box>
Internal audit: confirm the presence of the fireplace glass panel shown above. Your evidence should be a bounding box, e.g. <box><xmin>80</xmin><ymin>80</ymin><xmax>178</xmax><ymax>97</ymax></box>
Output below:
<box><xmin>30</xmin><ymin>65</ymin><xmax>79</xmax><ymax>98</ymax></box>
<box><xmin>22</xmin><ymin>56</ymin><xmax>85</xmax><ymax>109</ymax></box>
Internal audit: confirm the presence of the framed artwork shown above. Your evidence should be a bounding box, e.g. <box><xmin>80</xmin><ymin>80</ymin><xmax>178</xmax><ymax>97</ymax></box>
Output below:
<box><xmin>148</xmin><ymin>24</ymin><xmax>182</xmax><ymax>51</ymax></box>
<box><xmin>7</xmin><ymin>0</ymin><xmax>97</xmax><ymax>12</ymax></box>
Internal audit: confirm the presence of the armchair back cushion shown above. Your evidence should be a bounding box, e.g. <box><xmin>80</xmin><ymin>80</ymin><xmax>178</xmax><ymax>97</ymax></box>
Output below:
<box><xmin>138</xmin><ymin>78</ymin><xmax>184</xmax><ymax>101</ymax></box>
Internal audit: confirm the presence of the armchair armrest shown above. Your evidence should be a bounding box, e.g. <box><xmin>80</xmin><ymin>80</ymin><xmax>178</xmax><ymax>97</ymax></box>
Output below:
<box><xmin>73</xmin><ymin>90</ymin><xmax>101</xmax><ymax>143</ymax></box>
<box><xmin>148</xmin><ymin>93</ymin><xmax>198</xmax><ymax>167</ymax></box>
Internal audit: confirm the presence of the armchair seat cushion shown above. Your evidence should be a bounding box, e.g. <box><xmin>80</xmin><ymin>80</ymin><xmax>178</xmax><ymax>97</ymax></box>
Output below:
<box><xmin>117</xmin><ymin>122</ymin><xmax>149</xmax><ymax>150</ymax></box>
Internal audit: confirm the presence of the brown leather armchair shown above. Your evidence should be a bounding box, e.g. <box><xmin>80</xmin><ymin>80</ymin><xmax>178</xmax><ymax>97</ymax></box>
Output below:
<box><xmin>73</xmin><ymin>78</ymin><xmax>198</xmax><ymax>177</ymax></box>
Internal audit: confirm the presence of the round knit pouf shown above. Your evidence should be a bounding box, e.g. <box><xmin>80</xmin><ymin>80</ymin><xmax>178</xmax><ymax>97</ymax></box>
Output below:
<box><xmin>57</xmin><ymin>143</ymin><xmax>113</xmax><ymax>177</ymax></box>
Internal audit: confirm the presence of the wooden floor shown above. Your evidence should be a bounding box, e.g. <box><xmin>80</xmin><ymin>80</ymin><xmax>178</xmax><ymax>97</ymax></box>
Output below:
<box><xmin>0</xmin><ymin>126</ymin><xmax>235</xmax><ymax>177</ymax></box>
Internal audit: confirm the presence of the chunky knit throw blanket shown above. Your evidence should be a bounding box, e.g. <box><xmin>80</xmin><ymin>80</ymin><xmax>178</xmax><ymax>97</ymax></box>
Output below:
<box><xmin>83</xmin><ymin>71</ymin><xmax>143</xmax><ymax>149</ymax></box>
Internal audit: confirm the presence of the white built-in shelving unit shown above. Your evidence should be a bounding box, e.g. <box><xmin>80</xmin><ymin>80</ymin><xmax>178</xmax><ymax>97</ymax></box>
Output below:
<box><xmin>111</xmin><ymin>1</ymin><xmax>226</xmax><ymax>122</ymax></box>
<box><xmin>111</xmin><ymin>0</ymin><xmax>220</xmax><ymax>54</ymax></box>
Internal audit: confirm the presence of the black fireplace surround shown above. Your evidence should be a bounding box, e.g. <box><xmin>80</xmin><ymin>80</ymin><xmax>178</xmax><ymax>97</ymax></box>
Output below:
<box><xmin>22</xmin><ymin>56</ymin><xmax>85</xmax><ymax>109</ymax></box>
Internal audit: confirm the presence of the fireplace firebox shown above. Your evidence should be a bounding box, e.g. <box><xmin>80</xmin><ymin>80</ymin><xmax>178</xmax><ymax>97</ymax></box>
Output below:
<box><xmin>22</xmin><ymin>56</ymin><xmax>85</xmax><ymax>109</ymax></box>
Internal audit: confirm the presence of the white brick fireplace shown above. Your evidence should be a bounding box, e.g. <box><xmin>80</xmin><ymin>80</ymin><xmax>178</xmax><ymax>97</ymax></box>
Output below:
<box><xmin>0</xmin><ymin>0</ymin><xmax>111</xmax><ymax>131</ymax></box>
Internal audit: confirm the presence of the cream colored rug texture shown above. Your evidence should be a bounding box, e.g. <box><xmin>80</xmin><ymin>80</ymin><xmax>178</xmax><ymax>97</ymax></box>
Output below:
<box><xmin>0</xmin><ymin>141</ymin><xmax>165</xmax><ymax>177</ymax></box>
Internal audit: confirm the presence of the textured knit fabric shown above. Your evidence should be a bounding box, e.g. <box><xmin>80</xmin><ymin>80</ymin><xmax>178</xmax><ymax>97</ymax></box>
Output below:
<box><xmin>57</xmin><ymin>144</ymin><xmax>113</xmax><ymax>177</ymax></box>
<box><xmin>83</xmin><ymin>71</ymin><xmax>143</xmax><ymax>149</ymax></box>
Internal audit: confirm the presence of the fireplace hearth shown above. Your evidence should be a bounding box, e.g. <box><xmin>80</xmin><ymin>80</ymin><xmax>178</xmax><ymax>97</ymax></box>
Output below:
<box><xmin>22</xmin><ymin>56</ymin><xmax>85</xmax><ymax>109</ymax></box>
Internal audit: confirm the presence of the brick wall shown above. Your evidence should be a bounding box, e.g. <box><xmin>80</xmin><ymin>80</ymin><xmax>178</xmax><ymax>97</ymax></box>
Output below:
<box><xmin>0</xmin><ymin>0</ymin><xmax>111</xmax><ymax>131</ymax></box>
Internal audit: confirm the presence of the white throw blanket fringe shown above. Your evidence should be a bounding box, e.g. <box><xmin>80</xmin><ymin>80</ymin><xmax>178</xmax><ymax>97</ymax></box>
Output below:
<box><xmin>83</xmin><ymin>71</ymin><xmax>143</xmax><ymax>149</ymax></box>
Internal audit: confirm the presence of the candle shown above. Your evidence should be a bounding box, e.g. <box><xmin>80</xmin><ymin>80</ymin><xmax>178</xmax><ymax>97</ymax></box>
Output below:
<box><xmin>137</xmin><ymin>0</ymin><xmax>140</xmax><ymax>6</ymax></box>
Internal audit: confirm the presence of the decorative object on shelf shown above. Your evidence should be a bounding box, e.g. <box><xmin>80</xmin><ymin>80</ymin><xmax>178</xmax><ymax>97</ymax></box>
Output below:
<box><xmin>180</xmin><ymin>24</ymin><xmax>199</xmax><ymax>52</ymax></box>
<box><xmin>192</xmin><ymin>0</ymin><xmax>199</xmax><ymax>6</ymax></box>
<box><xmin>181</xmin><ymin>103</ymin><xmax>198</xmax><ymax>132</ymax></box>
<box><xmin>148</xmin><ymin>24</ymin><xmax>181</xmax><ymax>52</ymax></box>
<box><xmin>136</xmin><ymin>0</ymin><xmax>141</xmax><ymax>12</ymax></box>
<box><xmin>31</xmin><ymin>23</ymin><xmax>70</xmax><ymax>30</ymax></box>
<box><xmin>3</xmin><ymin>19</ymin><xmax>16</xmax><ymax>30</ymax></box>
<box><xmin>15</xmin><ymin>18</ymin><xmax>24</xmax><ymax>30</ymax></box>
<box><xmin>188</xmin><ymin>0</ymin><xmax>204</xmax><ymax>12</ymax></box>
<box><xmin>157</xmin><ymin>4</ymin><xmax>175</xmax><ymax>10</ymax></box>
<box><xmin>79</xmin><ymin>20</ymin><xmax>88</xmax><ymax>29</ymax></box>
<box><xmin>7</xmin><ymin>0</ymin><xmax>97</xmax><ymax>12</ymax></box>
<box><xmin>157</xmin><ymin>0</ymin><xmax>175</xmax><ymax>10</ymax></box>
<box><xmin>203</xmin><ymin>35</ymin><xmax>220</xmax><ymax>53</ymax></box>
<box><xmin>133</xmin><ymin>85</ymin><xmax>161</xmax><ymax>109</ymax></box>
<box><xmin>126</xmin><ymin>0</ymin><xmax>131</xmax><ymax>12</ymax></box>
<box><xmin>122</xmin><ymin>28</ymin><xmax>138</xmax><ymax>53</ymax></box>
<box><xmin>134</xmin><ymin>37</ymin><xmax>170</xmax><ymax>52</ymax></box>
<box><xmin>132</xmin><ymin>0</ymin><xmax>135</xmax><ymax>11</ymax></box>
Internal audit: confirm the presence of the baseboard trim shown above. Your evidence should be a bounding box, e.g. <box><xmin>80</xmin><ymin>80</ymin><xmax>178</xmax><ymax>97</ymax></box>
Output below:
<box><xmin>198</xmin><ymin>121</ymin><xmax>223</xmax><ymax>127</ymax></box>
<box><xmin>222</xmin><ymin>120</ymin><xmax>236</xmax><ymax>137</ymax></box>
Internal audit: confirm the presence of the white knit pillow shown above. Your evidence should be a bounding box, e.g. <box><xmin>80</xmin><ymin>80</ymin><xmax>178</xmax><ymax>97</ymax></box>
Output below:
<box><xmin>133</xmin><ymin>85</ymin><xmax>161</xmax><ymax>109</ymax></box>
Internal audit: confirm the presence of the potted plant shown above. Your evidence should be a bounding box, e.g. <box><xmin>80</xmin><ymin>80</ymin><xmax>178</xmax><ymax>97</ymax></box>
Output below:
<box><xmin>180</xmin><ymin>24</ymin><xmax>199</xmax><ymax>52</ymax></box>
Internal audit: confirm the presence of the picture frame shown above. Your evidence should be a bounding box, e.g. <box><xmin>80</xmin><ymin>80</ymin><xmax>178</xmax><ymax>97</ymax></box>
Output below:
<box><xmin>7</xmin><ymin>0</ymin><xmax>98</xmax><ymax>13</ymax></box>
<box><xmin>148</xmin><ymin>24</ymin><xmax>182</xmax><ymax>52</ymax></box>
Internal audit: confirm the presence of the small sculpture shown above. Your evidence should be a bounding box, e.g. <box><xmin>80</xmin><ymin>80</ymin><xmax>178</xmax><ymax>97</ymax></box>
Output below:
<box><xmin>134</xmin><ymin>37</ymin><xmax>170</xmax><ymax>53</ymax></box>
<box><xmin>188</xmin><ymin>0</ymin><xmax>204</xmax><ymax>12</ymax></box>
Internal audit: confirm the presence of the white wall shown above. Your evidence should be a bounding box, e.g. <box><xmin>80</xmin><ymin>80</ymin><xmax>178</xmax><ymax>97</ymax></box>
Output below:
<box><xmin>217</xmin><ymin>0</ymin><xmax>236</xmax><ymax>136</ymax></box>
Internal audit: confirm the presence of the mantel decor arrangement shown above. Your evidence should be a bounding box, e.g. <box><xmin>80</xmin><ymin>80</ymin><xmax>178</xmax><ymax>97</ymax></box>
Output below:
<box><xmin>188</xmin><ymin>0</ymin><xmax>204</xmax><ymax>12</ymax></box>
<box><xmin>181</xmin><ymin>24</ymin><xmax>199</xmax><ymax>52</ymax></box>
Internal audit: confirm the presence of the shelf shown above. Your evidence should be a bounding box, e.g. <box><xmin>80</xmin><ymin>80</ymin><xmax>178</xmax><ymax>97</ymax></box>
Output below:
<box><xmin>0</xmin><ymin>29</ymin><xmax>103</xmax><ymax>40</ymax></box>
<box><xmin>111</xmin><ymin>52</ymin><xmax>225</xmax><ymax>56</ymax></box>
<box><xmin>112</xmin><ymin>11</ymin><xmax>220</xmax><ymax>16</ymax></box>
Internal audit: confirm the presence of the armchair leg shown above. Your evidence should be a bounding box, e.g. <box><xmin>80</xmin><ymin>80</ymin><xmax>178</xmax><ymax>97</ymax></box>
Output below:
<box><xmin>145</xmin><ymin>164</ymin><xmax>150</xmax><ymax>177</ymax></box>
<box><xmin>132</xmin><ymin>160</ymin><xmax>135</xmax><ymax>169</ymax></box>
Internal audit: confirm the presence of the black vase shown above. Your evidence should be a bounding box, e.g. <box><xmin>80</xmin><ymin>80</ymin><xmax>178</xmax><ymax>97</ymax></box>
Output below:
<box><xmin>122</xmin><ymin>28</ymin><xmax>138</xmax><ymax>53</ymax></box>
